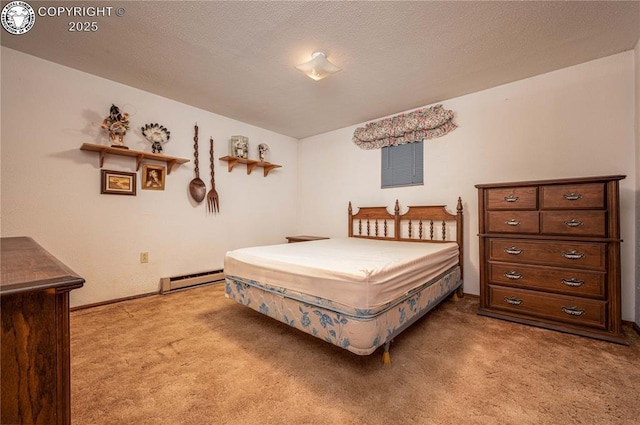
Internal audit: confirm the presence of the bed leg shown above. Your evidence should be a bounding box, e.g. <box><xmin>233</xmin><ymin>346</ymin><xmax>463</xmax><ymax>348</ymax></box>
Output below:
<box><xmin>452</xmin><ymin>286</ymin><xmax>464</xmax><ymax>301</ymax></box>
<box><xmin>382</xmin><ymin>341</ymin><xmax>391</xmax><ymax>365</ymax></box>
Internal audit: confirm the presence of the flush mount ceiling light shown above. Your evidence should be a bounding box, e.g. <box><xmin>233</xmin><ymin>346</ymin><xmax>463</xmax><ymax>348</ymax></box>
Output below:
<box><xmin>295</xmin><ymin>51</ymin><xmax>341</xmax><ymax>81</ymax></box>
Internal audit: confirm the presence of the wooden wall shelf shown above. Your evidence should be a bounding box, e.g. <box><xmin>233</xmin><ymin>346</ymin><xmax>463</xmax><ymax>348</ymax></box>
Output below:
<box><xmin>80</xmin><ymin>143</ymin><xmax>189</xmax><ymax>175</ymax></box>
<box><xmin>219</xmin><ymin>156</ymin><xmax>282</xmax><ymax>177</ymax></box>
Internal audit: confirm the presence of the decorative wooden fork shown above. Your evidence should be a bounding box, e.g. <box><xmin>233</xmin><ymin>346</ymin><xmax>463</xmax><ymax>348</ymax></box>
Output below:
<box><xmin>207</xmin><ymin>137</ymin><xmax>220</xmax><ymax>213</ymax></box>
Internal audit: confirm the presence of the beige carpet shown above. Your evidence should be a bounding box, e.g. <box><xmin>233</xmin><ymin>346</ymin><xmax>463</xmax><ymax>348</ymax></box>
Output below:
<box><xmin>70</xmin><ymin>283</ymin><xmax>640</xmax><ymax>425</ymax></box>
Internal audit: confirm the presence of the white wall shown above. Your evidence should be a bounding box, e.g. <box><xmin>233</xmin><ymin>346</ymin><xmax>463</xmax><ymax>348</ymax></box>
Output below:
<box><xmin>1</xmin><ymin>47</ymin><xmax>299</xmax><ymax>308</ymax></box>
<box><xmin>298</xmin><ymin>52</ymin><xmax>637</xmax><ymax>321</ymax></box>
<box><xmin>2</xmin><ymin>47</ymin><xmax>637</xmax><ymax>321</ymax></box>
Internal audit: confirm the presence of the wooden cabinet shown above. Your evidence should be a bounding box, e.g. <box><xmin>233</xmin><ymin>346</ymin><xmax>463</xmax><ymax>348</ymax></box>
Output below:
<box><xmin>1</xmin><ymin>237</ymin><xmax>84</xmax><ymax>424</ymax></box>
<box><xmin>476</xmin><ymin>175</ymin><xmax>626</xmax><ymax>344</ymax></box>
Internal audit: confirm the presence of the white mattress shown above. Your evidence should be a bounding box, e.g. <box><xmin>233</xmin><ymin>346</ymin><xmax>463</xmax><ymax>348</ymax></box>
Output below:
<box><xmin>224</xmin><ymin>238</ymin><xmax>459</xmax><ymax>313</ymax></box>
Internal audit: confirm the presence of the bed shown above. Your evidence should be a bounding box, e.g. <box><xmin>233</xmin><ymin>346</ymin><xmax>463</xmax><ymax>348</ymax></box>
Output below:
<box><xmin>224</xmin><ymin>198</ymin><xmax>463</xmax><ymax>363</ymax></box>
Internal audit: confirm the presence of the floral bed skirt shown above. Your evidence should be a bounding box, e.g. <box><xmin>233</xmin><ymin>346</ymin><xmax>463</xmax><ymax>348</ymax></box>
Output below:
<box><xmin>225</xmin><ymin>266</ymin><xmax>462</xmax><ymax>356</ymax></box>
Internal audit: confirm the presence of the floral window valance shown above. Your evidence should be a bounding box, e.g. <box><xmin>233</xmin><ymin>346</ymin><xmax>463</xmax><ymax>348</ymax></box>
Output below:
<box><xmin>353</xmin><ymin>104</ymin><xmax>457</xmax><ymax>150</ymax></box>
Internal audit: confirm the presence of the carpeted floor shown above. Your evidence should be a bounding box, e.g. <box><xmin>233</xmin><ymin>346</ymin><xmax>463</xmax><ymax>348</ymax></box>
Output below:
<box><xmin>70</xmin><ymin>283</ymin><xmax>640</xmax><ymax>425</ymax></box>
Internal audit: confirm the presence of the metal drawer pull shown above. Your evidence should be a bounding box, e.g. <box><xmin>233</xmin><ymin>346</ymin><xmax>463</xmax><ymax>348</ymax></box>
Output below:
<box><xmin>563</xmin><ymin>193</ymin><xmax>583</xmax><ymax>201</ymax></box>
<box><xmin>504</xmin><ymin>247</ymin><xmax>524</xmax><ymax>255</ymax></box>
<box><xmin>503</xmin><ymin>296</ymin><xmax>523</xmax><ymax>305</ymax></box>
<box><xmin>561</xmin><ymin>250</ymin><xmax>585</xmax><ymax>260</ymax></box>
<box><xmin>505</xmin><ymin>218</ymin><xmax>520</xmax><ymax>226</ymax></box>
<box><xmin>561</xmin><ymin>278</ymin><xmax>585</xmax><ymax>287</ymax></box>
<box><xmin>561</xmin><ymin>306</ymin><xmax>585</xmax><ymax>316</ymax></box>
<box><xmin>563</xmin><ymin>218</ymin><xmax>583</xmax><ymax>228</ymax></box>
<box><xmin>504</xmin><ymin>194</ymin><xmax>519</xmax><ymax>202</ymax></box>
<box><xmin>504</xmin><ymin>271</ymin><xmax>523</xmax><ymax>280</ymax></box>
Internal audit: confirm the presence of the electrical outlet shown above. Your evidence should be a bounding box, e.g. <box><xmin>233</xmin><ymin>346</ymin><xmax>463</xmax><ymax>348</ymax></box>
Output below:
<box><xmin>140</xmin><ymin>252</ymin><xmax>149</xmax><ymax>263</ymax></box>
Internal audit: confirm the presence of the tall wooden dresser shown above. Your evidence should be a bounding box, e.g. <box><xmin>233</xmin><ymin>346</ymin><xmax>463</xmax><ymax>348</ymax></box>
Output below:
<box><xmin>475</xmin><ymin>175</ymin><xmax>626</xmax><ymax>344</ymax></box>
<box><xmin>1</xmin><ymin>237</ymin><xmax>85</xmax><ymax>425</ymax></box>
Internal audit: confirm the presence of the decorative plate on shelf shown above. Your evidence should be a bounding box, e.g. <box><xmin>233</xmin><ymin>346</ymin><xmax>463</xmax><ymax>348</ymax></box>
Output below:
<box><xmin>141</xmin><ymin>123</ymin><xmax>171</xmax><ymax>154</ymax></box>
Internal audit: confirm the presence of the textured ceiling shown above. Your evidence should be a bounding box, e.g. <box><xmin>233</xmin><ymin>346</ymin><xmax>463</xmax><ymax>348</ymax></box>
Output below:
<box><xmin>2</xmin><ymin>1</ymin><xmax>638</xmax><ymax>139</ymax></box>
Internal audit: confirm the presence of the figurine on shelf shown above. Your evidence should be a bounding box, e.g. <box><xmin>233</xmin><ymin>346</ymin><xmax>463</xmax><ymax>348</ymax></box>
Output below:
<box><xmin>230</xmin><ymin>135</ymin><xmax>248</xmax><ymax>158</ymax></box>
<box><xmin>101</xmin><ymin>104</ymin><xmax>130</xmax><ymax>148</ymax></box>
<box><xmin>258</xmin><ymin>143</ymin><xmax>269</xmax><ymax>162</ymax></box>
<box><xmin>141</xmin><ymin>123</ymin><xmax>171</xmax><ymax>154</ymax></box>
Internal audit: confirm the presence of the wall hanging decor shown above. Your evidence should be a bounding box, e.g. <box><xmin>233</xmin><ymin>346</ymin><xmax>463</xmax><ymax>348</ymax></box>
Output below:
<box><xmin>206</xmin><ymin>137</ymin><xmax>220</xmax><ymax>213</ymax></box>
<box><xmin>101</xmin><ymin>104</ymin><xmax>130</xmax><ymax>148</ymax></box>
<box><xmin>230</xmin><ymin>135</ymin><xmax>249</xmax><ymax>158</ymax></box>
<box><xmin>100</xmin><ymin>169</ymin><xmax>136</xmax><ymax>195</ymax></box>
<box><xmin>141</xmin><ymin>123</ymin><xmax>170</xmax><ymax>154</ymax></box>
<box><xmin>189</xmin><ymin>123</ymin><xmax>206</xmax><ymax>203</ymax></box>
<box><xmin>142</xmin><ymin>164</ymin><xmax>165</xmax><ymax>190</ymax></box>
<box><xmin>352</xmin><ymin>104</ymin><xmax>457</xmax><ymax>149</ymax></box>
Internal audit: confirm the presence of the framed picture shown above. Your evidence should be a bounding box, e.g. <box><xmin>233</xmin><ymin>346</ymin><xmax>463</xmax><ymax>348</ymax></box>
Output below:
<box><xmin>142</xmin><ymin>164</ymin><xmax>166</xmax><ymax>190</ymax></box>
<box><xmin>101</xmin><ymin>170</ymin><xmax>136</xmax><ymax>195</ymax></box>
<box><xmin>230</xmin><ymin>135</ymin><xmax>249</xmax><ymax>159</ymax></box>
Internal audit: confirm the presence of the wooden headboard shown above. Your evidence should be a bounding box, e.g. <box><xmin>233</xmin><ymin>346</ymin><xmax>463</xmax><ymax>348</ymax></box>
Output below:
<box><xmin>348</xmin><ymin>198</ymin><xmax>464</xmax><ymax>277</ymax></box>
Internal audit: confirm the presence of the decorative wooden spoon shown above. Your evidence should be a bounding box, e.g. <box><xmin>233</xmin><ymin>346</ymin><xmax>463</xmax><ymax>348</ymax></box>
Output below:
<box><xmin>189</xmin><ymin>123</ymin><xmax>206</xmax><ymax>203</ymax></box>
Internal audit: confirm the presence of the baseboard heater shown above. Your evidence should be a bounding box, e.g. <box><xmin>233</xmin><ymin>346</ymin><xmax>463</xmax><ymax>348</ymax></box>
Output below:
<box><xmin>160</xmin><ymin>269</ymin><xmax>225</xmax><ymax>294</ymax></box>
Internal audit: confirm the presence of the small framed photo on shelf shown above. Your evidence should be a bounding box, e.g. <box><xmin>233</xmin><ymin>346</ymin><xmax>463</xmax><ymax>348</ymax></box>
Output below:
<box><xmin>142</xmin><ymin>164</ymin><xmax>165</xmax><ymax>190</ymax></box>
<box><xmin>230</xmin><ymin>135</ymin><xmax>249</xmax><ymax>158</ymax></box>
<box><xmin>101</xmin><ymin>170</ymin><xmax>136</xmax><ymax>195</ymax></box>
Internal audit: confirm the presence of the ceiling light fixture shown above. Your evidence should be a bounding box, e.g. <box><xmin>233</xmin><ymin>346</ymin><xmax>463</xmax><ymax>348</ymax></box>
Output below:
<box><xmin>295</xmin><ymin>51</ymin><xmax>341</xmax><ymax>81</ymax></box>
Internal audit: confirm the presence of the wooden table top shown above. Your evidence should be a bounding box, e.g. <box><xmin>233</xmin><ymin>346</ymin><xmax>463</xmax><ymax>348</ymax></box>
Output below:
<box><xmin>1</xmin><ymin>237</ymin><xmax>84</xmax><ymax>295</ymax></box>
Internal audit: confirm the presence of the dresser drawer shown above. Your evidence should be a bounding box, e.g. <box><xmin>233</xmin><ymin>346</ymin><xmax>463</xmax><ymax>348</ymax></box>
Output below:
<box><xmin>540</xmin><ymin>183</ymin><xmax>605</xmax><ymax>209</ymax></box>
<box><xmin>488</xmin><ymin>262</ymin><xmax>605</xmax><ymax>298</ymax></box>
<box><xmin>488</xmin><ymin>239</ymin><xmax>606</xmax><ymax>271</ymax></box>
<box><xmin>486</xmin><ymin>211</ymin><xmax>539</xmax><ymax>234</ymax></box>
<box><xmin>486</xmin><ymin>187</ymin><xmax>537</xmax><ymax>210</ymax></box>
<box><xmin>541</xmin><ymin>211</ymin><xmax>606</xmax><ymax>237</ymax></box>
<box><xmin>488</xmin><ymin>285</ymin><xmax>606</xmax><ymax>329</ymax></box>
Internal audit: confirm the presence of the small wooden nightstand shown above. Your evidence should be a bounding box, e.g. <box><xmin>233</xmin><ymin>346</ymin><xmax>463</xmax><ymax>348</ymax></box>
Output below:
<box><xmin>285</xmin><ymin>235</ymin><xmax>329</xmax><ymax>243</ymax></box>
